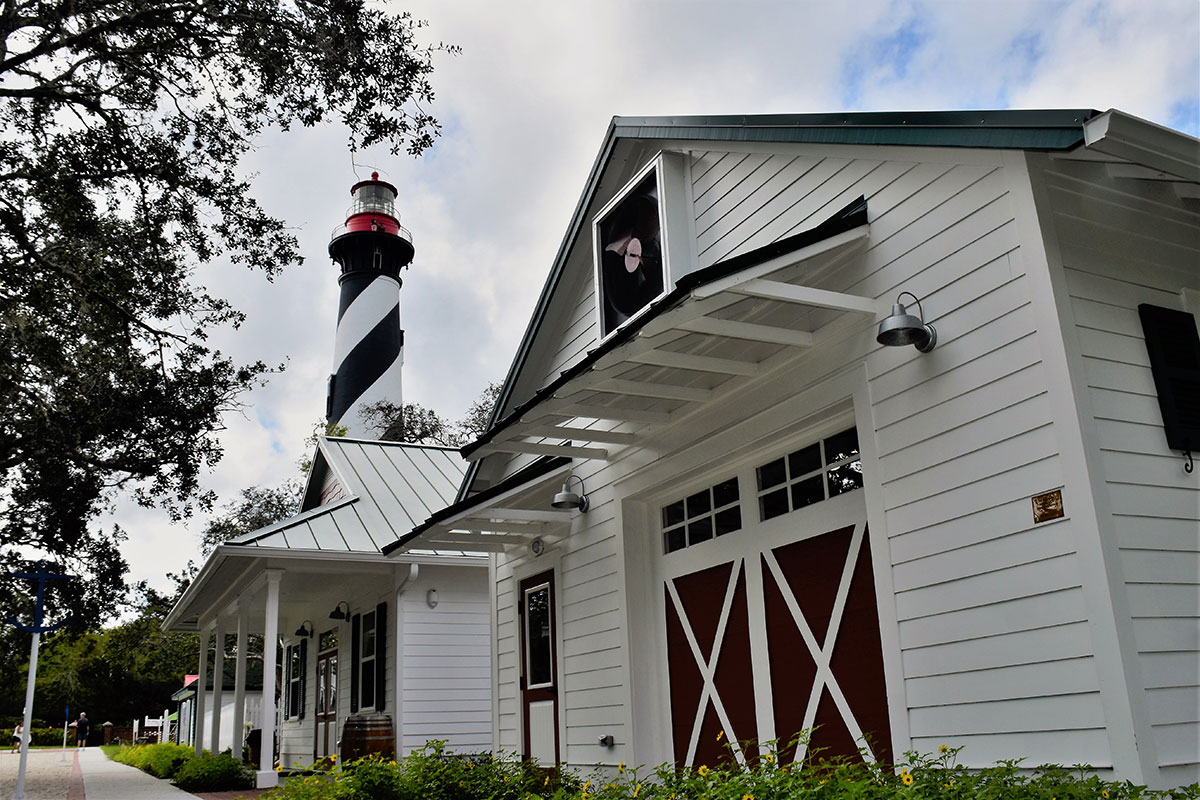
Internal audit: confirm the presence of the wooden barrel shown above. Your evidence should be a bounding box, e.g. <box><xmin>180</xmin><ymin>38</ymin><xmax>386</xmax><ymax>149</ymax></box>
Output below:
<box><xmin>340</xmin><ymin>714</ymin><xmax>395</xmax><ymax>762</ymax></box>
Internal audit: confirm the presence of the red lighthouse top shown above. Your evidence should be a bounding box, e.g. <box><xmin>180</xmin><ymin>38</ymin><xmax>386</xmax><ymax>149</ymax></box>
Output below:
<box><xmin>337</xmin><ymin>171</ymin><xmax>406</xmax><ymax>237</ymax></box>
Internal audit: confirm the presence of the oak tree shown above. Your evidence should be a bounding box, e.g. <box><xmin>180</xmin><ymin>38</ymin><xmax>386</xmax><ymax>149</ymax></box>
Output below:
<box><xmin>0</xmin><ymin>0</ymin><xmax>451</xmax><ymax>625</ymax></box>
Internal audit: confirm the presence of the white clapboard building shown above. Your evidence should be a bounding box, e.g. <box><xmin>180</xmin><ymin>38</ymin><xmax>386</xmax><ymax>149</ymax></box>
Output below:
<box><xmin>164</xmin><ymin>437</ymin><xmax>491</xmax><ymax>786</ymax></box>
<box><xmin>384</xmin><ymin>109</ymin><xmax>1200</xmax><ymax>789</ymax></box>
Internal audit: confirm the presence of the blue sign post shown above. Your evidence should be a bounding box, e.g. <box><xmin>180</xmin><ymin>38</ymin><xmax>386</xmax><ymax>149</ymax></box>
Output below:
<box><xmin>6</xmin><ymin>562</ymin><xmax>72</xmax><ymax>800</ymax></box>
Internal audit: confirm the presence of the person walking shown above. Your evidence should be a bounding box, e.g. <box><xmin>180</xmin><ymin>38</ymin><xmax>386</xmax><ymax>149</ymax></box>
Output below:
<box><xmin>10</xmin><ymin>722</ymin><xmax>22</xmax><ymax>753</ymax></box>
<box><xmin>75</xmin><ymin>713</ymin><xmax>89</xmax><ymax>748</ymax></box>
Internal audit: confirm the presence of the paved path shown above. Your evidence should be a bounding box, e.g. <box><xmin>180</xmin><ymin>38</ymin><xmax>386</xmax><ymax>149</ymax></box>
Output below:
<box><xmin>0</xmin><ymin>748</ymin><xmax>267</xmax><ymax>800</ymax></box>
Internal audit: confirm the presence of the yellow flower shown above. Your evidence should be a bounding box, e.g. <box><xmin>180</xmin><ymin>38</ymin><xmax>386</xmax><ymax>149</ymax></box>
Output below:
<box><xmin>544</xmin><ymin>775</ymin><xmax>550</xmax><ymax>785</ymax></box>
<box><xmin>619</xmin><ymin>761</ymin><xmax>625</xmax><ymax>774</ymax></box>
<box><xmin>633</xmin><ymin>784</ymin><xmax>642</xmax><ymax>797</ymax></box>
<box><xmin>716</xmin><ymin>729</ymin><xmax>725</xmax><ymax>742</ymax></box>
<box><xmin>583</xmin><ymin>781</ymin><xmax>591</xmax><ymax>791</ymax></box>
<box><xmin>1102</xmin><ymin>792</ymin><xmax>1110</xmax><ymax>799</ymax></box>
<box><xmin>743</xmin><ymin>794</ymin><xmax>754</xmax><ymax>800</ymax></box>
<box><xmin>939</xmin><ymin>744</ymin><xmax>949</xmax><ymax>754</ymax></box>
<box><xmin>763</xmin><ymin>753</ymin><xmax>773</xmax><ymax>763</ymax></box>
<box><xmin>901</xmin><ymin>769</ymin><xmax>914</xmax><ymax>786</ymax></box>
<box><xmin>698</xmin><ymin>764</ymin><xmax>710</xmax><ymax>776</ymax></box>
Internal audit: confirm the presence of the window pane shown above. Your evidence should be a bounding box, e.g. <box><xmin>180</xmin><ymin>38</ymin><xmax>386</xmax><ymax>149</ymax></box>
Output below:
<box><xmin>757</xmin><ymin>458</ymin><xmax>786</xmax><ymax>490</ymax></box>
<box><xmin>290</xmin><ymin>648</ymin><xmax>300</xmax><ymax>679</ymax></box>
<box><xmin>686</xmin><ymin>489</ymin><xmax>711</xmax><ymax>518</ymax></box>
<box><xmin>712</xmin><ymin>478</ymin><xmax>739</xmax><ymax>508</ymax></box>
<box><xmin>360</xmin><ymin>662</ymin><xmax>374</xmax><ymax>708</ymax></box>
<box><xmin>664</xmin><ymin>527</ymin><xmax>686</xmax><ymax>554</ymax></box>
<box><xmin>788</xmin><ymin>444</ymin><xmax>821</xmax><ymax>478</ymax></box>
<box><xmin>526</xmin><ymin>586</ymin><xmax>553</xmax><ymax>687</ymax></box>
<box><xmin>760</xmin><ymin>488</ymin><xmax>789</xmax><ymax>520</ymax></box>
<box><xmin>824</xmin><ymin>428</ymin><xmax>860</xmax><ymax>465</ymax></box>
<box><xmin>662</xmin><ymin>500</ymin><xmax>685</xmax><ymax>528</ymax></box>
<box><xmin>827</xmin><ymin>461</ymin><xmax>864</xmax><ymax>496</ymax></box>
<box><xmin>290</xmin><ymin>682</ymin><xmax>300</xmax><ymax>718</ymax></box>
<box><xmin>688</xmin><ymin>516</ymin><xmax>713</xmax><ymax>545</ymax></box>
<box><xmin>319</xmin><ymin>630</ymin><xmax>338</xmax><ymax>652</ymax></box>
<box><xmin>329</xmin><ymin>658</ymin><xmax>337</xmax><ymax>712</ymax></box>
<box><xmin>362</xmin><ymin>612</ymin><xmax>376</xmax><ymax>657</ymax></box>
<box><xmin>317</xmin><ymin>661</ymin><xmax>326</xmax><ymax>714</ymax></box>
<box><xmin>791</xmin><ymin>475</ymin><xmax>825</xmax><ymax>509</ymax></box>
<box><xmin>715</xmin><ymin>507</ymin><xmax>741</xmax><ymax>536</ymax></box>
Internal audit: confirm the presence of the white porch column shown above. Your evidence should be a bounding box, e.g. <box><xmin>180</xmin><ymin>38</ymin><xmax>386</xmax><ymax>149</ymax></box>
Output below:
<box><xmin>210</xmin><ymin>620</ymin><xmax>225</xmax><ymax>753</ymax></box>
<box><xmin>193</xmin><ymin>623</ymin><xmax>213</xmax><ymax>755</ymax></box>
<box><xmin>232</xmin><ymin>600</ymin><xmax>248</xmax><ymax>760</ymax></box>
<box><xmin>256</xmin><ymin>571</ymin><xmax>282</xmax><ymax>789</ymax></box>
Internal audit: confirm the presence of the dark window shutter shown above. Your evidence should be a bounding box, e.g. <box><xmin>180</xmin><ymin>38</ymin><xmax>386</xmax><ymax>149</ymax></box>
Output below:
<box><xmin>350</xmin><ymin>613</ymin><xmax>361</xmax><ymax>714</ymax></box>
<box><xmin>375</xmin><ymin>602</ymin><xmax>388</xmax><ymax>713</ymax></box>
<box><xmin>1139</xmin><ymin>304</ymin><xmax>1200</xmax><ymax>452</ymax></box>
<box><xmin>298</xmin><ymin>637</ymin><xmax>308</xmax><ymax>720</ymax></box>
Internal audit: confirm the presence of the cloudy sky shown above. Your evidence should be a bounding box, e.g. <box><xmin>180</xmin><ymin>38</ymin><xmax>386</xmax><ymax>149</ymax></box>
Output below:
<box><xmin>114</xmin><ymin>0</ymin><xmax>1200</xmax><ymax>595</ymax></box>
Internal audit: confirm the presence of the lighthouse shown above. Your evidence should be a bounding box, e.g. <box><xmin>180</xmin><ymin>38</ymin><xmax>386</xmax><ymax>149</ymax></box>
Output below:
<box><xmin>326</xmin><ymin>172</ymin><xmax>414</xmax><ymax>438</ymax></box>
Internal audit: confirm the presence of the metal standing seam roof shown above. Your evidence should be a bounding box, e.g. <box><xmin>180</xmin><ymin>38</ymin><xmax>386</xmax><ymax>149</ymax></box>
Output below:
<box><xmin>459</xmin><ymin>109</ymin><xmax>1102</xmax><ymax>502</ymax></box>
<box><xmin>230</xmin><ymin>438</ymin><xmax>467</xmax><ymax>553</ymax></box>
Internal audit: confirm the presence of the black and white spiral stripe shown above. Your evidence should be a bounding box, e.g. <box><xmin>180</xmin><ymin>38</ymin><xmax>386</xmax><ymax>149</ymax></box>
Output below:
<box><xmin>328</xmin><ymin>273</ymin><xmax>404</xmax><ymax>437</ymax></box>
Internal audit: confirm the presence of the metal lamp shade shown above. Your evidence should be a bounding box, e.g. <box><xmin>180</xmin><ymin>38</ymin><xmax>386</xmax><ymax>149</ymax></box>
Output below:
<box><xmin>876</xmin><ymin>302</ymin><xmax>937</xmax><ymax>352</ymax></box>
<box><xmin>551</xmin><ymin>485</ymin><xmax>588</xmax><ymax>512</ymax></box>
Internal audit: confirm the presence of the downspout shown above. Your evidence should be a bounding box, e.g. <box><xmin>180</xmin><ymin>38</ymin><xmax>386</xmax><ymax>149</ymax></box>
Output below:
<box><xmin>393</xmin><ymin>564</ymin><xmax>418</xmax><ymax>756</ymax></box>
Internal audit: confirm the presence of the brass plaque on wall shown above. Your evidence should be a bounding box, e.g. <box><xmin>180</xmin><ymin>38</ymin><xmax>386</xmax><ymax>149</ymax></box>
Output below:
<box><xmin>1032</xmin><ymin>489</ymin><xmax>1065</xmax><ymax>523</ymax></box>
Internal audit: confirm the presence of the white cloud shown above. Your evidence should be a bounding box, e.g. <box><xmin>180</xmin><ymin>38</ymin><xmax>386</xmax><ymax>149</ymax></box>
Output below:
<box><xmin>109</xmin><ymin>0</ymin><xmax>1199</xmax><ymax>594</ymax></box>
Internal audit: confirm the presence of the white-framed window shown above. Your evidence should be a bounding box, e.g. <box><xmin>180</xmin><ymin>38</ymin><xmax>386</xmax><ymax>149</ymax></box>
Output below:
<box><xmin>755</xmin><ymin>426</ymin><xmax>861</xmax><ymax>522</ymax></box>
<box><xmin>283</xmin><ymin>640</ymin><xmax>306</xmax><ymax>720</ymax></box>
<box><xmin>359</xmin><ymin>609</ymin><xmax>377</xmax><ymax>710</ymax></box>
<box><xmin>661</xmin><ymin>476</ymin><xmax>741</xmax><ymax>554</ymax></box>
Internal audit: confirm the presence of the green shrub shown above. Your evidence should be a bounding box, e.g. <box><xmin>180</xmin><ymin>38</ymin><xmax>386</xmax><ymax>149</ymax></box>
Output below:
<box><xmin>145</xmin><ymin>743</ymin><xmax>195</xmax><ymax>778</ymax></box>
<box><xmin>172</xmin><ymin>751</ymin><xmax>254</xmax><ymax>793</ymax></box>
<box><xmin>29</xmin><ymin>727</ymin><xmax>63</xmax><ymax>746</ymax></box>
<box><xmin>253</xmin><ymin>739</ymin><xmax>1200</xmax><ymax>800</ymax></box>
<box><xmin>260</xmin><ymin>773</ymin><xmax>344</xmax><ymax>800</ymax></box>
<box><xmin>113</xmin><ymin>742</ymin><xmax>194</xmax><ymax>779</ymax></box>
<box><xmin>339</xmin><ymin>754</ymin><xmax>405</xmax><ymax>800</ymax></box>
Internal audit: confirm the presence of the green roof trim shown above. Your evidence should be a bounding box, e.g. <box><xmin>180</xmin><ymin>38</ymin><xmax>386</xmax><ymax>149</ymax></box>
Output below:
<box><xmin>620</xmin><ymin>124</ymin><xmax>1088</xmax><ymax>151</ymax></box>
<box><xmin>614</xmin><ymin>109</ymin><xmax>1098</xmax><ymax>151</ymax></box>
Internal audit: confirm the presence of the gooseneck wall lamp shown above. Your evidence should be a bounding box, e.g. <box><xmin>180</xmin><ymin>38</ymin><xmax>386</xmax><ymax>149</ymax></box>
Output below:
<box><xmin>294</xmin><ymin>620</ymin><xmax>314</xmax><ymax>638</ymax></box>
<box><xmin>328</xmin><ymin>601</ymin><xmax>350</xmax><ymax>621</ymax></box>
<box><xmin>877</xmin><ymin>292</ymin><xmax>937</xmax><ymax>353</ymax></box>
<box><xmin>551</xmin><ymin>475</ymin><xmax>589</xmax><ymax>512</ymax></box>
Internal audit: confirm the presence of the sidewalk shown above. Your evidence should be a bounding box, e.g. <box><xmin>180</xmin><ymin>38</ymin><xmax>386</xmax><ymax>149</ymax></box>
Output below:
<box><xmin>0</xmin><ymin>747</ymin><xmax>270</xmax><ymax>800</ymax></box>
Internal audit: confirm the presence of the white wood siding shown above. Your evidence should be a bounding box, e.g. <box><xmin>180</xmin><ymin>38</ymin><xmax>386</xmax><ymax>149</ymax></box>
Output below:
<box><xmin>487</xmin><ymin>141</ymin><xmax>1141</xmax><ymax>772</ymax></box>
<box><xmin>1038</xmin><ymin>157</ymin><xmax>1200</xmax><ymax>782</ymax></box>
<box><xmin>399</xmin><ymin>566</ymin><xmax>493</xmax><ymax>755</ymax></box>
<box><xmin>495</xmin><ymin>482</ymin><xmax>627</xmax><ymax>765</ymax></box>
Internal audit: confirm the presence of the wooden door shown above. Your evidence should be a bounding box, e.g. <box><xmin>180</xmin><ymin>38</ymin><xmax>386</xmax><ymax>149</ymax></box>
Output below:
<box><xmin>519</xmin><ymin>571</ymin><xmax>559</xmax><ymax>766</ymax></box>
<box><xmin>315</xmin><ymin>630</ymin><xmax>338</xmax><ymax>760</ymax></box>
<box><xmin>664</xmin><ymin>516</ymin><xmax>891</xmax><ymax>767</ymax></box>
<box><xmin>762</xmin><ymin>522</ymin><xmax>891</xmax><ymax>765</ymax></box>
